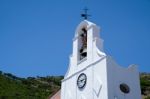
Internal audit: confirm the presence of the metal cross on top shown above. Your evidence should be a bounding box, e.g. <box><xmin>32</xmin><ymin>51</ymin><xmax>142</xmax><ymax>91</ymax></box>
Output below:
<box><xmin>81</xmin><ymin>8</ymin><xmax>91</xmax><ymax>20</ymax></box>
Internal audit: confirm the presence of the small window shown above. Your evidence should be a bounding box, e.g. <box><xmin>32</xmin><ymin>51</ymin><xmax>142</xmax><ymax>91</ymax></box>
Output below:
<box><xmin>120</xmin><ymin>83</ymin><xmax>130</xmax><ymax>94</ymax></box>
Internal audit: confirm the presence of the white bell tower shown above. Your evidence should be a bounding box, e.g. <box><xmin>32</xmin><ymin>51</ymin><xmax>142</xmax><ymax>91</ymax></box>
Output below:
<box><xmin>61</xmin><ymin>20</ymin><xmax>141</xmax><ymax>99</ymax></box>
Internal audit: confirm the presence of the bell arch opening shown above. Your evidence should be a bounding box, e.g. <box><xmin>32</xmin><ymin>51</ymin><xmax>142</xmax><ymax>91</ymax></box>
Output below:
<box><xmin>78</xmin><ymin>27</ymin><xmax>87</xmax><ymax>61</ymax></box>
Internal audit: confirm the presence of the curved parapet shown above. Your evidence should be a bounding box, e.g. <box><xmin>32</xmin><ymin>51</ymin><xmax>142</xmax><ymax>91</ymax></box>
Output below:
<box><xmin>74</xmin><ymin>20</ymin><xmax>96</xmax><ymax>39</ymax></box>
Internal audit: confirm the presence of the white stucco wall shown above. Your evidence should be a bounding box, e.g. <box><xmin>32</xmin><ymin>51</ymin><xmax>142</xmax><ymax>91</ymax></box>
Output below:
<box><xmin>106</xmin><ymin>56</ymin><xmax>141</xmax><ymax>99</ymax></box>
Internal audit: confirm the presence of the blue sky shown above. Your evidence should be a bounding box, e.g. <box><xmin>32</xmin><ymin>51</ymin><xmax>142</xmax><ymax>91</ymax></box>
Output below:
<box><xmin>0</xmin><ymin>0</ymin><xmax>150</xmax><ymax>77</ymax></box>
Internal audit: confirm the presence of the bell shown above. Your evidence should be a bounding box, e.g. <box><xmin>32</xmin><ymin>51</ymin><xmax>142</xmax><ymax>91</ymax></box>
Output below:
<box><xmin>81</xmin><ymin>48</ymin><xmax>87</xmax><ymax>57</ymax></box>
<box><xmin>82</xmin><ymin>48</ymin><xmax>87</xmax><ymax>53</ymax></box>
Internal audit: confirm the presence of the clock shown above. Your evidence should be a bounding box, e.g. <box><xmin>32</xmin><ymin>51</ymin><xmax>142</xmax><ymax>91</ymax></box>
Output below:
<box><xmin>77</xmin><ymin>73</ymin><xmax>87</xmax><ymax>89</ymax></box>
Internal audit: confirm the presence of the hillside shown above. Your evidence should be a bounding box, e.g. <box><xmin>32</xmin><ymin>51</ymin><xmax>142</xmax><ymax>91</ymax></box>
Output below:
<box><xmin>0</xmin><ymin>71</ymin><xmax>63</xmax><ymax>99</ymax></box>
<box><xmin>0</xmin><ymin>71</ymin><xmax>150</xmax><ymax>99</ymax></box>
<box><xmin>141</xmin><ymin>73</ymin><xmax>150</xmax><ymax>99</ymax></box>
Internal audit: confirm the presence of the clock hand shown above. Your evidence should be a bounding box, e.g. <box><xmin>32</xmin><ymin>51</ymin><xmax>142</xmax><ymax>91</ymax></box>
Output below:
<box><xmin>80</xmin><ymin>79</ymin><xmax>85</xmax><ymax>82</ymax></box>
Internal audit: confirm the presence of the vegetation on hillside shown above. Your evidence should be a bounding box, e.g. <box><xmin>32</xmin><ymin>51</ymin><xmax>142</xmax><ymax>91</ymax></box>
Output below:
<box><xmin>0</xmin><ymin>70</ymin><xmax>150</xmax><ymax>99</ymax></box>
<box><xmin>0</xmin><ymin>71</ymin><xmax>63</xmax><ymax>99</ymax></box>
<box><xmin>140</xmin><ymin>73</ymin><xmax>150</xmax><ymax>99</ymax></box>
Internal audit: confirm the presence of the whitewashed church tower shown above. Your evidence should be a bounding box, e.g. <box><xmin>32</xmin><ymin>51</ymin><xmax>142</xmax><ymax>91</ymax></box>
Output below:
<box><xmin>61</xmin><ymin>19</ymin><xmax>141</xmax><ymax>99</ymax></box>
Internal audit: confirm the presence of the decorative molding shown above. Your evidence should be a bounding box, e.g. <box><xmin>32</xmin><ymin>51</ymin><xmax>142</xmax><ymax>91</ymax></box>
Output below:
<box><xmin>93</xmin><ymin>74</ymin><xmax>102</xmax><ymax>97</ymax></box>
<box><xmin>62</xmin><ymin>56</ymin><xmax>106</xmax><ymax>82</ymax></box>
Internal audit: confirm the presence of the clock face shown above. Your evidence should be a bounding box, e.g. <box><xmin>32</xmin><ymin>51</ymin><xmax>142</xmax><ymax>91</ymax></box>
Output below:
<box><xmin>77</xmin><ymin>73</ymin><xmax>87</xmax><ymax>89</ymax></box>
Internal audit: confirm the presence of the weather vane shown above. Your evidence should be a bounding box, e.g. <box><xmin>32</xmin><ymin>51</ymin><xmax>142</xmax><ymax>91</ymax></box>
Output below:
<box><xmin>81</xmin><ymin>7</ymin><xmax>91</xmax><ymax>20</ymax></box>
